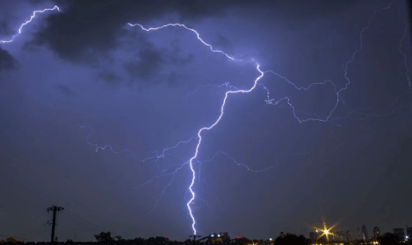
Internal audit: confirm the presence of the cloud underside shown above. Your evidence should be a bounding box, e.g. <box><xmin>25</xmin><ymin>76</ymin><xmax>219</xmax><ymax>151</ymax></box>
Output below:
<box><xmin>25</xmin><ymin>0</ymin><xmax>363</xmax><ymax>86</ymax></box>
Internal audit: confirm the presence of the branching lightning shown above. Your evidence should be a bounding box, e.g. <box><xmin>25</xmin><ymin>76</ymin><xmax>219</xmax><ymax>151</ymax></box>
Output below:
<box><xmin>198</xmin><ymin>151</ymin><xmax>309</xmax><ymax>174</ymax></box>
<box><xmin>149</xmin><ymin>171</ymin><xmax>177</xmax><ymax>214</ymax></box>
<box><xmin>400</xmin><ymin>24</ymin><xmax>412</xmax><ymax>88</ymax></box>
<box><xmin>77</xmin><ymin>124</ymin><xmax>197</xmax><ymax>163</ymax></box>
<box><xmin>258</xmin><ymin>2</ymin><xmax>396</xmax><ymax>125</ymax></box>
<box><xmin>0</xmin><ymin>6</ymin><xmax>60</xmax><ymax>44</ymax></box>
<box><xmin>4</xmin><ymin>1</ymin><xmax>410</xmax><ymax>237</ymax></box>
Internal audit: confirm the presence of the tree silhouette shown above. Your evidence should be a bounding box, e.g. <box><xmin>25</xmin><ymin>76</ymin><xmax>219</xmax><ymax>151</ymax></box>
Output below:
<box><xmin>378</xmin><ymin>233</ymin><xmax>399</xmax><ymax>245</ymax></box>
<box><xmin>94</xmin><ymin>232</ymin><xmax>114</xmax><ymax>243</ymax></box>
<box><xmin>274</xmin><ymin>233</ymin><xmax>307</xmax><ymax>245</ymax></box>
<box><xmin>5</xmin><ymin>237</ymin><xmax>19</xmax><ymax>244</ymax></box>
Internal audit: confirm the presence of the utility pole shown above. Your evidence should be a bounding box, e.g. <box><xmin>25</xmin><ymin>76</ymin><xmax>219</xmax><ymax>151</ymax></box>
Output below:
<box><xmin>47</xmin><ymin>206</ymin><xmax>64</xmax><ymax>244</ymax></box>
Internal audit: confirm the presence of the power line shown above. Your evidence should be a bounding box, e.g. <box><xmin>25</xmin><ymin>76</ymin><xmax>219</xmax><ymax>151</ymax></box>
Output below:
<box><xmin>59</xmin><ymin>214</ymin><xmax>98</xmax><ymax>242</ymax></box>
<box><xmin>3</xmin><ymin>223</ymin><xmax>47</xmax><ymax>242</ymax></box>
<box><xmin>2</xmin><ymin>211</ymin><xmax>49</xmax><ymax>242</ymax></box>
<box><xmin>61</xmin><ymin>212</ymin><xmax>100</xmax><ymax>231</ymax></box>
<box><xmin>25</xmin><ymin>224</ymin><xmax>52</xmax><ymax>241</ymax></box>
<box><xmin>60</xmin><ymin>212</ymin><xmax>100</xmax><ymax>232</ymax></box>
<box><xmin>63</xmin><ymin>210</ymin><xmax>105</xmax><ymax>231</ymax></box>
<box><xmin>64</xmin><ymin>210</ymin><xmax>104</xmax><ymax>229</ymax></box>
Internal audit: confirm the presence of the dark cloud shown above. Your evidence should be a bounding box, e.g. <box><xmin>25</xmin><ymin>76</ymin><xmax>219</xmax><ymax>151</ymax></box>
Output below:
<box><xmin>0</xmin><ymin>47</ymin><xmax>16</xmax><ymax>71</ymax></box>
<box><xmin>98</xmin><ymin>71</ymin><xmax>122</xmax><ymax>84</ymax></box>
<box><xmin>123</xmin><ymin>47</ymin><xmax>164</xmax><ymax>82</ymax></box>
<box><xmin>28</xmin><ymin>0</ymin><xmax>334</xmax><ymax>65</ymax></box>
<box><xmin>120</xmin><ymin>37</ymin><xmax>195</xmax><ymax>86</ymax></box>
<box><xmin>29</xmin><ymin>0</ymin><xmax>233</xmax><ymax>66</ymax></box>
<box><xmin>57</xmin><ymin>84</ymin><xmax>74</xmax><ymax>96</ymax></box>
<box><xmin>27</xmin><ymin>0</ymin><xmax>364</xmax><ymax>69</ymax></box>
<box><xmin>172</xmin><ymin>53</ymin><xmax>195</xmax><ymax>66</ymax></box>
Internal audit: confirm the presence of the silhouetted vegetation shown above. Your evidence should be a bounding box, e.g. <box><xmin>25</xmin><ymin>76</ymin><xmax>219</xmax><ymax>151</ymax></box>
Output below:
<box><xmin>274</xmin><ymin>233</ymin><xmax>308</xmax><ymax>245</ymax></box>
<box><xmin>95</xmin><ymin>232</ymin><xmax>114</xmax><ymax>243</ymax></box>
<box><xmin>378</xmin><ymin>232</ymin><xmax>399</xmax><ymax>245</ymax></box>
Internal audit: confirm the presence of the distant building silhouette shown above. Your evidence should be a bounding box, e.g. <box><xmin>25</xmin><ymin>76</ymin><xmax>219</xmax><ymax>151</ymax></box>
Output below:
<box><xmin>345</xmin><ymin>230</ymin><xmax>351</xmax><ymax>241</ymax></box>
<box><xmin>336</xmin><ymin>230</ymin><xmax>346</xmax><ymax>241</ymax></box>
<box><xmin>362</xmin><ymin>225</ymin><xmax>368</xmax><ymax>240</ymax></box>
<box><xmin>407</xmin><ymin>225</ymin><xmax>412</xmax><ymax>238</ymax></box>
<box><xmin>393</xmin><ymin>228</ymin><xmax>405</xmax><ymax>241</ymax></box>
<box><xmin>373</xmin><ymin>226</ymin><xmax>380</xmax><ymax>240</ymax></box>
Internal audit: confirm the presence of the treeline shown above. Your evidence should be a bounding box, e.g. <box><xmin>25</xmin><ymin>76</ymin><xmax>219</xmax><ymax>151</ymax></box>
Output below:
<box><xmin>273</xmin><ymin>233</ymin><xmax>309</xmax><ymax>245</ymax></box>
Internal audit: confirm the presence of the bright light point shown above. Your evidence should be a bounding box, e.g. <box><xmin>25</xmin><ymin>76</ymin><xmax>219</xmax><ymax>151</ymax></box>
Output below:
<box><xmin>316</xmin><ymin>230</ymin><xmax>319</xmax><ymax>232</ymax></box>
<box><xmin>269</xmin><ymin>238</ymin><xmax>273</xmax><ymax>241</ymax></box>
<box><xmin>324</xmin><ymin>230</ymin><xmax>329</xmax><ymax>235</ymax></box>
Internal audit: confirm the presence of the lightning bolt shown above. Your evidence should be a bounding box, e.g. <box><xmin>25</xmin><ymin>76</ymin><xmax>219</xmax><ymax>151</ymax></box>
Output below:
<box><xmin>0</xmin><ymin>6</ymin><xmax>60</xmax><ymax>44</ymax></box>
<box><xmin>128</xmin><ymin>22</ymin><xmax>266</xmax><ymax>235</ymax></box>
<box><xmin>185</xmin><ymin>66</ymin><xmax>264</xmax><ymax>235</ymax></box>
